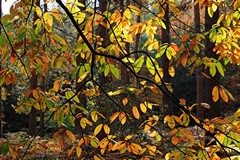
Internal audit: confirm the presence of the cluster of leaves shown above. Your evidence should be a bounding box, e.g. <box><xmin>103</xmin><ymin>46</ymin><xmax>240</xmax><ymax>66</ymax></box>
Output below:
<box><xmin>0</xmin><ymin>0</ymin><xmax>239</xmax><ymax>159</ymax></box>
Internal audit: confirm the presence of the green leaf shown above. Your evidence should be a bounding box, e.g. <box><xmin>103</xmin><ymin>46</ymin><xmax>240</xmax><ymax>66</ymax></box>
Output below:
<box><xmin>0</xmin><ymin>143</ymin><xmax>9</xmax><ymax>156</ymax></box>
<box><xmin>156</xmin><ymin>44</ymin><xmax>168</xmax><ymax>58</ymax></box>
<box><xmin>146</xmin><ymin>57</ymin><xmax>156</xmax><ymax>75</ymax></box>
<box><xmin>209</xmin><ymin>63</ymin><xmax>216</xmax><ymax>77</ymax></box>
<box><xmin>216</xmin><ymin>62</ymin><xmax>224</xmax><ymax>76</ymax></box>
<box><xmin>134</xmin><ymin>55</ymin><xmax>144</xmax><ymax>73</ymax></box>
<box><xmin>52</xmin><ymin>33</ymin><xmax>66</xmax><ymax>45</ymax></box>
<box><xmin>110</xmin><ymin>64</ymin><xmax>120</xmax><ymax>79</ymax></box>
<box><xmin>104</xmin><ymin>65</ymin><xmax>110</xmax><ymax>77</ymax></box>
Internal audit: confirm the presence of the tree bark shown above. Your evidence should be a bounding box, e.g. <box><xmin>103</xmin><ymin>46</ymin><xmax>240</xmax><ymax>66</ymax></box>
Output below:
<box><xmin>120</xmin><ymin>0</ymin><xmax>130</xmax><ymax>85</ymax></box>
<box><xmin>161</xmin><ymin>4</ymin><xmax>172</xmax><ymax>116</ymax></box>
<box><xmin>28</xmin><ymin>0</ymin><xmax>40</xmax><ymax>136</ymax></box>
<box><xmin>205</xmin><ymin>8</ymin><xmax>220</xmax><ymax>119</ymax></box>
<box><xmin>195</xmin><ymin>1</ymin><xmax>204</xmax><ymax>120</ymax></box>
<box><xmin>98</xmin><ymin>0</ymin><xmax>108</xmax><ymax>86</ymax></box>
<box><xmin>28</xmin><ymin>70</ymin><xmax>38</xmax><ymax>136</ymax></box>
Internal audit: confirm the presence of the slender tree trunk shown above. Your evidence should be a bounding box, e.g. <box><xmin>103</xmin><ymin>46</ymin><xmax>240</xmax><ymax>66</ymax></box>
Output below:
<box><xmin>195</xmin><ymin>1</ymin><xmax>204</xmax><ymax>120</ymax></box>
<box><xmin>120</xmin><ymin>0</ymin><xmax>130</xmax><ymax>84</ymax></box>
<box><xmin>161</xmin><ymin>3</ymin><xmax>172</xmax><ymax>116</ymax></box>
<box><xmin>98</xmin><ymin>0</ymin><xmax>108</xmax><ymax>86</ymax></box>
<box><xmin>39</xmin><ymin>2</ymin><xmax>48</xmax><ymax>137</ymax></box>
<box><xmin>28</xmin><ymin>0</ymin><xmax>40</xmax><ymax>136</ymax></box>
<box><xmin>205</xmin><ymin>9</ymin><xmax>220</xmax><ymax>119</ymax></box>
<box><xmin>28</xmin><ymin>70</ymin><xmax>38</xmax><ymax>136</ymax></box>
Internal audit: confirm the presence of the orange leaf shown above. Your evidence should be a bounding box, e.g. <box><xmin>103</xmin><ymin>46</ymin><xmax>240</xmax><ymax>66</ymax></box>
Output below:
<box><xmin>110</xmin><ymin>112</ymin><xmax>120</xmax><ymax>123</ymax></box>
<box><xmin>181</xmin><ymin>33</ymin><xmax>190</xmax><ymax>43</ymax></box>
<box><xmin>103</xmin><ymin>124</ymin><xmax>110</xmax><ymax>134</ymax></box>
<box><xmin>122</xmin><ymin>98</ymin><xmax>128</xmax><ymax>106</ymax></box>
<box><xmin>171</xmin><ymin>136</ymin><xmax>179</xmax><ymax>145</ymax></box>
<box><xmin>67</xmin><ymin>146</ymin><xmax>76</xmax><ymax>157</ymax></box>
<box><xmin>53</xmin><ymin>80</ymin><xmax>60</xmax><ymax>92</ymax></box>
<box><xmin>132</xmin><ymin>106</ymin><xmax>140</xmax><ymax>119</ymax></box>
<box><xmin>219</xmin><ymin>87</ymin><xmax>228</xmax><ymax>103</ymax></box>
<box><xmin>212</xmin><ymin>86</ymin><xmax>219</xmax><ymax>102</ymax></box>
<box><xmin>65</xmin><ymin>130</ymin><xmax>76</xmax><ymax>142</ymax></box>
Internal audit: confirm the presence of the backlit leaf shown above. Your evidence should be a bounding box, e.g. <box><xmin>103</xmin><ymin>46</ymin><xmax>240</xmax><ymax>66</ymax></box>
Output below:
<box><xmin>66</xmin><ymin>130</ymin><xmax>76</xmax><ymax>142</ymax></box>
<box><xmin>140</xmin><ymin>103</ymin><xmax>147</xmax><ymax>113</ymax></box>
<box><xmin>212</xmin><ymin>86</ymin><xmax>219</xmax><ymax>102</ymax></box>
<box><xmin>122</xmin><ymin>98</ymin><xmax>128</xmax><ymax>106</ymax></box>
<box><xmin>132</xmin><ymin>106</ymin><xmax>140</xmax><ymax>119</ymax></box>
<box><xmin>76</xmin><ymin>146</ymin><xmax>82</xmax><ymax>157</ymax></box>
<box><xmin>103</xmin><ymin>124</ymin><xmax>110</xmax><ymax>134</ymax></box>
<box><xmin>110</xmin><ymin>112</ymin><xmax>120</xmax><ymax>123</ymax></box>
<box><xmin>219</xmin><ymin>87</ymin><xmax>228</xmax><ymax>103</ymax></box>
<box><xmin>94</xmin><ymin>124</ymin><xmax>103</xmax><ymax>136</ymax></box>
<box><xmin>181</xmin><ymin>33</ymin><xmax>190</xmax><ymax>43</ymax></box>
<box><xmin>91</xmin><ymin>111</ymin><xmax>98</xmax><ymax>122</ymax></box>
<box><xmin>168</xmin><ymin>66</ymin><xmax>175</xmax><ymax>77</ymax></box>
<box><xmin>119</xmin><ymin>112</ymin><xmax>126</xmax><ymax>124</ymax></box>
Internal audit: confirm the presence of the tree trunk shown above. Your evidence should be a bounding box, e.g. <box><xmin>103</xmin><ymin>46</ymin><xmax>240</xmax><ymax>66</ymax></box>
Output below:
<box><xmin>98</xmin><ymin>0</ymin><xmax>108</xmax><ymax>86</ymax></box>
<box><xmin>28</xmin><ymin>0</ymin><xmax>40</xmax><ymax>136</ymax></box>
<box><xmin>195</xmin><ymin>1</ymin><xmax>204</xmax><ymax>120</ymax></box>
<box><xmin>28</xmin><ymin>70</ymin><xmax>38</xmax><ymax>136</ymax></box>
<box><xmin>120</xmin><ymin>0</ymin><xmax>130</xmax><ymax>85</ymax></box>
<box><xmin>205</xmin><ymin>8</ymin><xmax>220</xmax><ymax>119</ymax></box>
<box><xmin>161</xmin><ymin>4</ymin><xmax>172</xmax><ymax>116</ymax></box>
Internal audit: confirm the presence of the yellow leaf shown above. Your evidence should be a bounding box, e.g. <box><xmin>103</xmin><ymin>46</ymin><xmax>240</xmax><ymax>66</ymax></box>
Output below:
<box><xmin>168</xmin><ymin>66</ymin><xmax>175</xmax><ymax>77</ymax></box>
<box><xmin>212</xmin><ymin>3</ymin><xmax>218</xmax><ymax>12</ymax></box>
<box><xmin>128</xmin><ymin>5</ymin><xmax>141</xmax><ymax>15</ymax></box>
<box><xmin>78</xmin><ymin>71</ymin><xmax>88</xmax><ymax>82</ymax></box>
<box><xmin>66</xmin><ymin>130</ymin><xmax>76</xmax><ymax>142</ymax></box>
<box><xmin>76</xmin><ymin>146</ymin><xmax>82</xmax><ymax>157</ymax></box>
<box><xmin>103</xmin><ymin>124</ymin><xmax>110</xmax><ymax>134</ymax></box>
<box><xmin>140</xmin><ymin>103</ymin><xmax>147</xmax><ymax>113</ymax></box>
<box><xmin>164</xmin><ymin>115</ymin><xmax>175</xmax><ymax>129</ymax></box>
<box><xmin>119</xmin><ymin>112</ymin><xmax>126</xmax><ymax>125</ymax></box>
<box><xmin>108</xmin><ymin>89</ymin><xmax>124</xmax><ymax>96</ymax></box>
<box><xmin>212</xmin><ymin>86</ymin><xmax>219</xmax><ymax>102</ymax></box>
<box><xmin>35</xmin><ymin>6</ymin><xmax>42</xmax><ymax>17</ymax></box>
<box><xmin>219</xmin><ymin>87</ymin><xmax>228</xmax><ymax>103</ymax></box>
<box><xmin>132</xmin><ymin>106</ymin><xmax>140</xmax><ymax>119</ymax></box>
<box><xmin>43</xmin><ymin>12</ymin><xmax>53</xmax><ymax>27</ymax></box>
<box><xmin>94</xmin><ymin>155</ymin><xmax>101</xmax><ymax>160</ymax></box>
<box><xmin>123</xmin><ymin>8</ymin><xmax>131</xmax><ymax>19</ymax></box>
<box><xmin>94</xmin><ymin>124</ymin><xmax>103</xmax><ymax>136</ymax></box>
<box><xmin>122</xmin><ymin>98</ymin><xmax>128</xmax><ymax>106</ymax></box>
<box><xmin>110</xmin><ymin>112</ymin><xmax>120</xmax><ymax>123</ymax></box>
<box><xmin>149</xmin><ymin>130</ymin><xmax>158</xmax><ymax>137</ymax></box>
<box><xmin>124</xmin><ymin>135</ymin><xmax>133</xmax><ymax>141</ymax></box>
<box><xmin>91</xmin><ymin>111</ymin><xmax>98</xmax><ymax>122</ymax></box>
